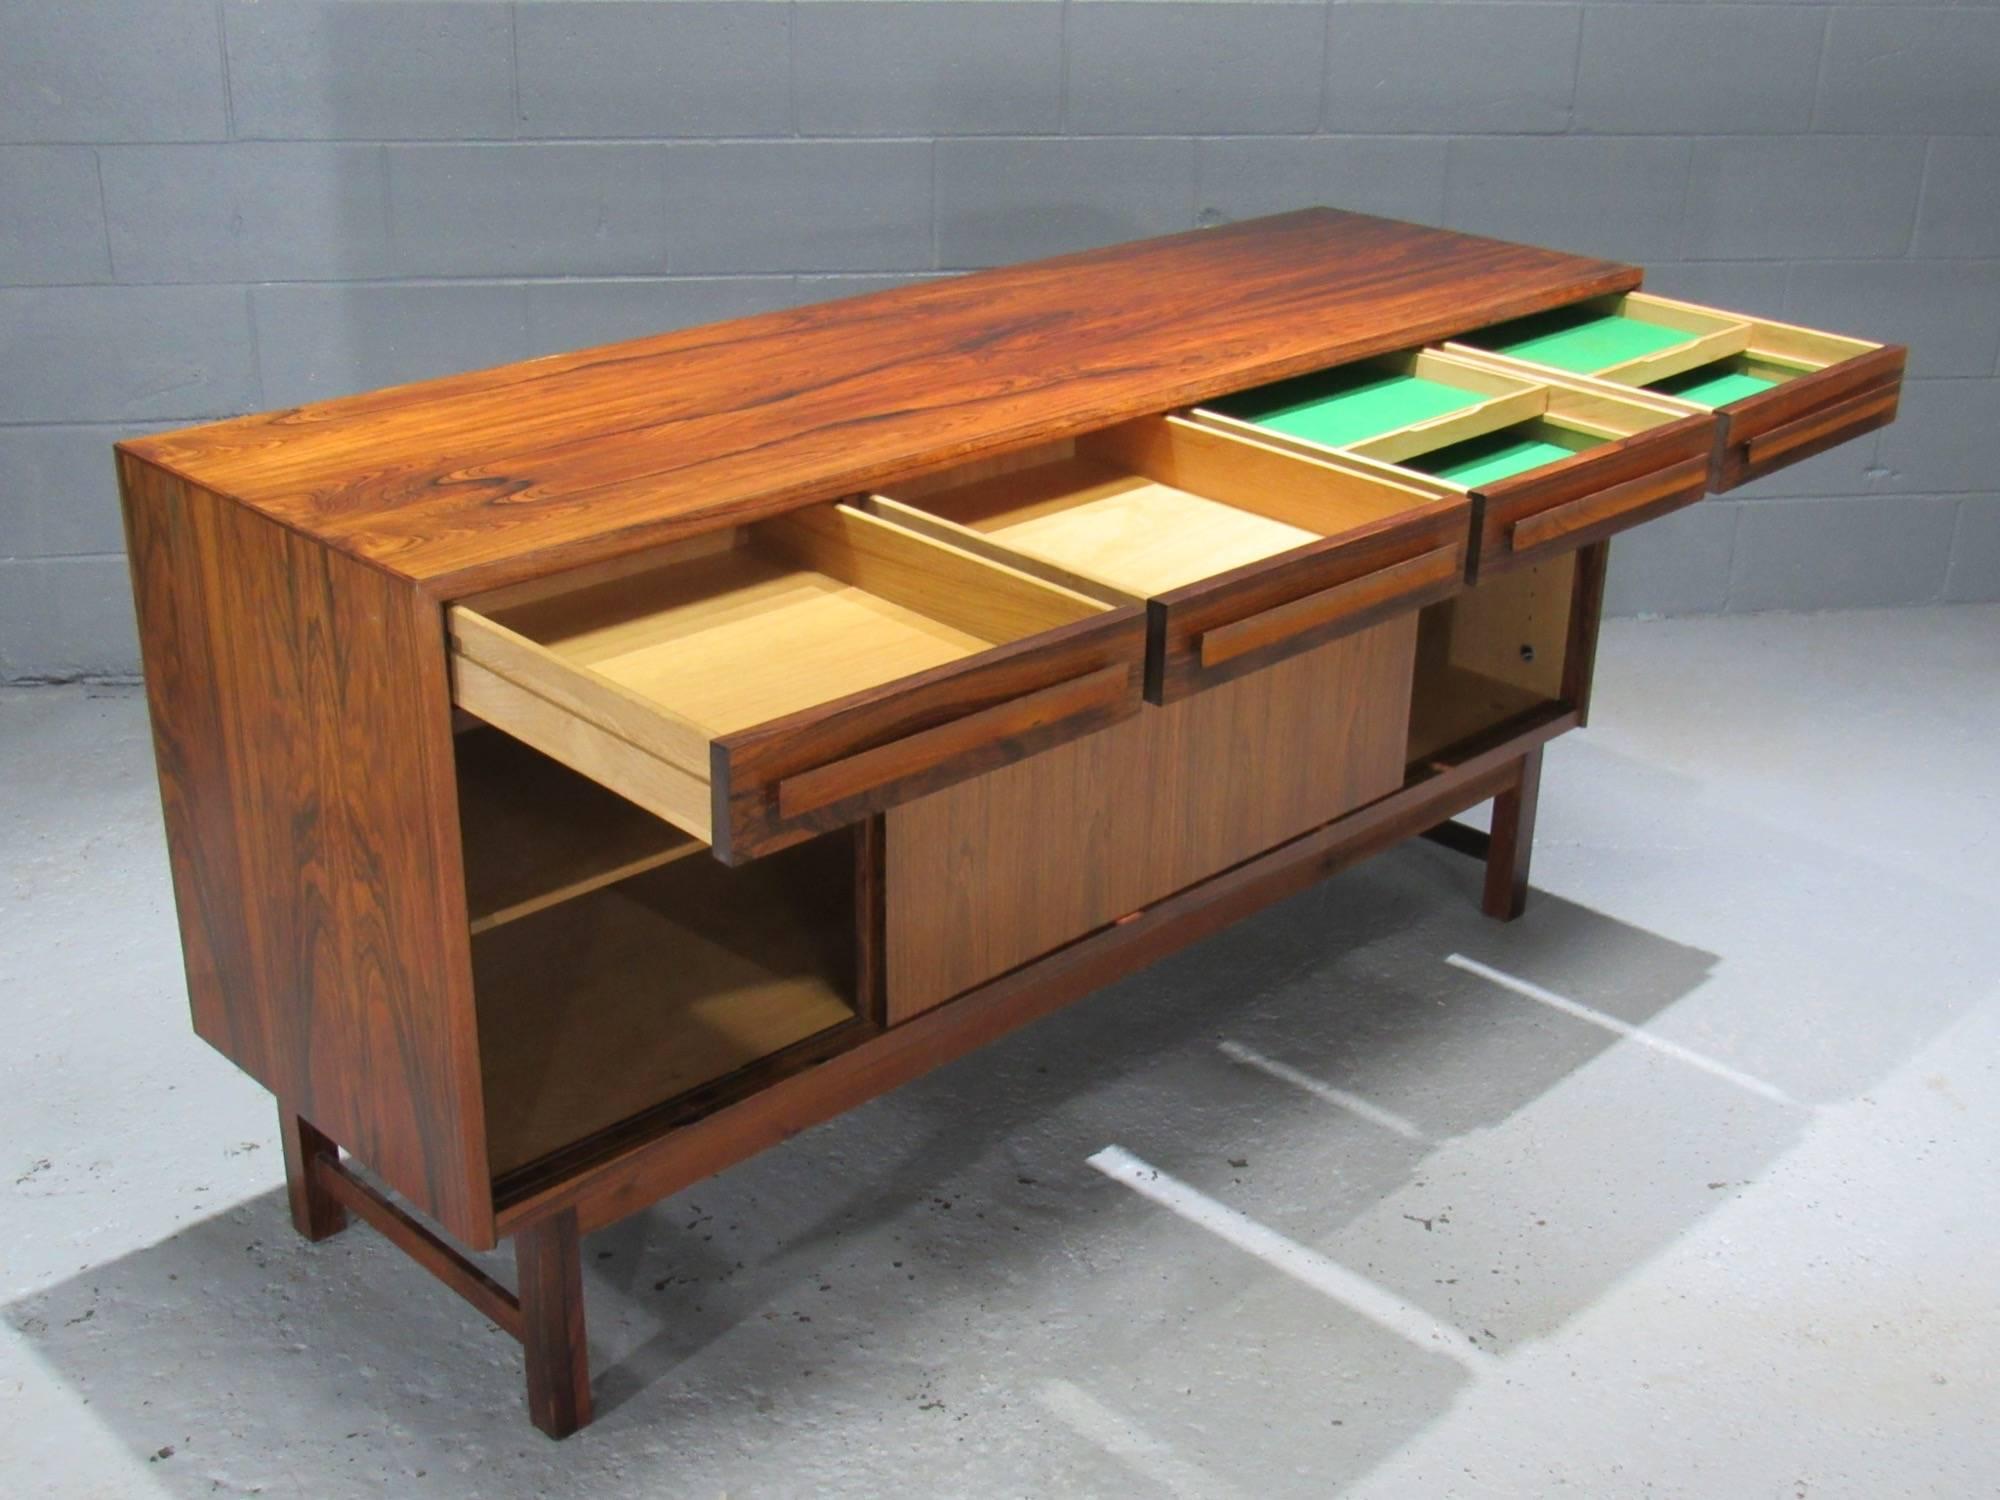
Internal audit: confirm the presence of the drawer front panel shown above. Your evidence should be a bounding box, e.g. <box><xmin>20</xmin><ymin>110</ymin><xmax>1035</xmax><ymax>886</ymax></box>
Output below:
<box><xmin>1148</xmin><ymin>498</ymin><xmax>1468</xmax><ymax>702</ymax></box>
<box><xmin>1472</xmin><ymin>412</ymin><xmax>1714</xmax><ymax>577</ymax></box>
<box><xmin>1714</xmin><ymin>346</ymin><xmax>1905</xmax><ymax>490</ymax></box>
<box><xmin>715</xmin><ymin>611</ymin><xmax>1146</xmax><ymax>863</ymax></box>
<box><xmin>882</xmin><ymin>616</ymin><xmax>1419</xmax><ymax>1022</ymax></box>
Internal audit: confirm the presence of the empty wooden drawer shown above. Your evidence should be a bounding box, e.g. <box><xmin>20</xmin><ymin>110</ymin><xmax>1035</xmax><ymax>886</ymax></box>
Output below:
<box><xmin>449</xmin><ymin>506</ymin><xmax>1145</xmax><ymax>864</ymax></box>
<box><xmin>864</xmin><ymin>414</ymin><xmax>1470</xmax><ymax>703</ymax></box>
<box><xmin>1445</xmin><ymin>291</ymin><xmax>1906</xmax><ymax>490</ymax></box>
<box><xmin>1194</xmin><ymin>348</ymin><xmax>1717</xmax><ymax>579</ymax></box>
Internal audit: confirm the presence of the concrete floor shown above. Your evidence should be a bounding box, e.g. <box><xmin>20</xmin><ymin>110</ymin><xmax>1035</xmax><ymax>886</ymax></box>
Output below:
<box><xmin>3</xmin><ymin>605</ymin><xmax>1996</xmax><ymax>1499</ymax></box>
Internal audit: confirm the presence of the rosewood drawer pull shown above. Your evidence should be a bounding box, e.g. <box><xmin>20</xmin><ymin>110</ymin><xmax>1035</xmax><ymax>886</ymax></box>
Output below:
<box><xmin>1744</xmin><ymin>385</ymin><xmax>1900</xmax><ymax>466</ymax></box>
<box><xmin>1508</xmin><ymin>459</ymin><xmax>1707</xmax><ymax>554</ymax></box>
<box><xmin>1197</xmin><ymin>544</ymin><xmax>1464</xmax><ymax>669</ymax></box>
<box><xmin>775</xmin><ymin>663</ymin><xmax>1133</xmax><ymax>820</ymax></box>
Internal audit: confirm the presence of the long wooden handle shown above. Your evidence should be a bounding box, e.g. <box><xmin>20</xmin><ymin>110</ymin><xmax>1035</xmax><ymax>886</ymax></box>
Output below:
<box><xmin>776</xmin><ymin>663</ymin><xmax>1132</xmax><ymax>820</ymax></box>
<box><xmin>1744</xmin><ymin>384</ymin><xmax>1899</xmax><ymax>466</ymax></box>
<box><xmin>1196</xmin><ymin>544</ymin><xmax>1464</xmax><ymax>669</ymax></box>
<box><xmin>1508</xmin><ymin>461</ymin><xmax>1701</xmax><ymax>554</ymax></box>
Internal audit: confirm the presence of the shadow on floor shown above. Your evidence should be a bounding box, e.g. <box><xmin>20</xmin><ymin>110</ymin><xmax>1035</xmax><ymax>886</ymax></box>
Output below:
<box><xmin>5</xmin><ymin>828</ymin><xmax>1979</xmax><ymax>1496</ymax></box>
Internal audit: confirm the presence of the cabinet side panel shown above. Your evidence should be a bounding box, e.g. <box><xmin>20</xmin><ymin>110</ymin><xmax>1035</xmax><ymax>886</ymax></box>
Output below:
<box><xmin>120</xmin><ymin>455</ymin><xmax>267</xmax><ymax>1073</ymax></box>
<box><xmin>884</xmin><ymin>617</ymin><xmax>1417</xmax><ymax>1020</ymax></box>
<box><xmin>119</xmin><ymin>455</ymin><xmax>494</xmax><ymax>1246</ymax></box>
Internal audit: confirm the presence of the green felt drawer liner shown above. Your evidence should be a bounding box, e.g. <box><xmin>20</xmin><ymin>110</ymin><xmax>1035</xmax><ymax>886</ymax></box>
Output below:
<box><xmin>1483</xmin><ymin>312</ymin><xmax>1695</xmax><ymax>374</ymax></box>
<box><xmin>1210</xmin><ymin>370</ymin><xmax>1486</xmax><ymax>449</ymax></box>
<box><xmin>1404</xmin><ymin>430</ymin><xmax>1583</xmax><ymax>488</ymax></box>
<box><xmin>1648</xmin><ymin>366</ymin><xmax>1779</xmax><ymax>407</ymax></box>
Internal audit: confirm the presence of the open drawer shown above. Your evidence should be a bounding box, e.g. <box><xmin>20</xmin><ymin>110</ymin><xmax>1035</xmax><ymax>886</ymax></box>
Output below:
<box><xmin>863</xmin><ymin>414</ymin><xmax>1470</xmax><ymax>704</ymax></box>
<box><xmin>448</xmin><ymin>505</ymin><xmax>1145</xmax><ymax>864</ymax></box>
<box><xmin>1444</xmin><ymin>291</ymin><xmax>1906</xmax><ymax>491</ymax></box>
<box><xmin>1193</xmin><ymin>348</ymin><xmax>1717</xmax><ymax>579</ymax></box>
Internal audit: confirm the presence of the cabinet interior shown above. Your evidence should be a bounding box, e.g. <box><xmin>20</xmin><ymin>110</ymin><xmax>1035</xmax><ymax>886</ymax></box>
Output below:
<box><xmin>1406</xmin><ymin>552</ymin><xmax>1577</xmax><ymax>767</ymax></box>
<box><xmin>454</xmin><ymin>732</ymin><xmax>869</xmax><ymax>1194</ymax></box>
<box><xmin>456</xmin><ymin>728</ymin><xmax>701</xmax><ymax>934</ymax></box>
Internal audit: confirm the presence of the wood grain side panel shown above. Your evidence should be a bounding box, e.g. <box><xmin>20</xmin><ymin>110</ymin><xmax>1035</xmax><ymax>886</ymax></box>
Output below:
<box><xmin>882</xmin><ymin>617</ymin><xmax>1418</xmax><ymax>1020</ymax></box>
<box><xmin>118</xmin><ymin>453</ymin><xmax>494</xmax><ymax>1246</ymax></box>
<box><xmin>122</xmin><ymin>211</ymin><xmax>1641</xmax><ymax>594</ymax></box>
<box><xmin>120</xmin><ymin>456</ymin><xmax>266</xmax><ymax>1075</ymax></box>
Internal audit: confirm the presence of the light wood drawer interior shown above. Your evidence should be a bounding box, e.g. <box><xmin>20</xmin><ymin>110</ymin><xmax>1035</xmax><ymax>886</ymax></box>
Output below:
<box><xmin>870</xmin><ymin>415</ymin><xmax>1444</xmax><ymax>602</ymax></box>
<box><xmin>866</xmin><ymin>413</ymin><xmax>1468</xmax><ymax>700</ymax></box>
<box><xmin>1446</xmin><ymin>290</ymin><xmax>1884</xmax><ymax>407</ymax></box>
<box><xmin>449</xmin><ymin>504</ymin><xmax>1137</xmax><ymax>862</ymax></box>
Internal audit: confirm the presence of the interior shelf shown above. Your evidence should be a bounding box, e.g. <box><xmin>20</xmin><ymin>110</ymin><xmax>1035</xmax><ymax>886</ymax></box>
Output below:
<box><xmin>456</xmin><ymin>728</ymin><xmax>701</xmax><ymax>935</ymax></box>
<box><xmin>1407</xmin><ymin>665</ymin><xmax>1555</xmax><ymax>767</ymax></box>
<box><xmin>472</xmin><ymin>829</ymin><xmax>862</xmax><ymax>1182</ymax></box>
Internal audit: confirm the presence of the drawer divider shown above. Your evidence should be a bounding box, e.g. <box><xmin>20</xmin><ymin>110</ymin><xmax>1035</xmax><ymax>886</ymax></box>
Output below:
<box><xmin>1594</xmin><ymin>322</ymin><xmax>1751</xmax><ymax>388</ymax></box>
<box><xmin>1347</xmin><ymin>388</ymin><xmax>1548</xmax><ymax>465</ymax></box>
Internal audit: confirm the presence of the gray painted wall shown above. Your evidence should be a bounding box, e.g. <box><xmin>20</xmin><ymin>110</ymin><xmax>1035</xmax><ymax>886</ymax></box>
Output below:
<box><xmin>2</xmin><ymin>0</ymin><xmax>1996</xmax><ymax>681</ymax></box>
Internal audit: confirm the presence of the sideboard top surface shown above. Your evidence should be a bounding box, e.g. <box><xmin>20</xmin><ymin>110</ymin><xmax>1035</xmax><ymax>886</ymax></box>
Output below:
<box><xmin>120</xmin><ymin>210</ymin><xmax>1639</xmax><ymax>596</ymax></box>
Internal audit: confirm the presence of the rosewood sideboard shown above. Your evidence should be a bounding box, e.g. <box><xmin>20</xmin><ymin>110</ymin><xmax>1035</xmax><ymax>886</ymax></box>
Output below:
<box><xmin>116</xmin><ymin>210</ymin><xmax>1903</xmax><ymax>1437</ymax></box>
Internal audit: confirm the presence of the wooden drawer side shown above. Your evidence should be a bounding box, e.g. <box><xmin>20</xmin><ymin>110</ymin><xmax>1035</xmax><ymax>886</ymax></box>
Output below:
<box><xmin>118</xmin><ymin>451</ymin><xmax>496</xmax><ymax>1248</ymax></box>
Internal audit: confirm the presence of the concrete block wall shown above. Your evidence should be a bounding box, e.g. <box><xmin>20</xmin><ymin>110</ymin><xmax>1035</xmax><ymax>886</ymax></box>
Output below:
<box><xmin>2</xmin><ymin>0</ymin><xmax>1995</xmax><ymax>680</ymax></box>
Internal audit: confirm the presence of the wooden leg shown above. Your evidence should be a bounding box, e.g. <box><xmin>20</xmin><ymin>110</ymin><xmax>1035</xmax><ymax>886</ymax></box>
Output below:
<box><xmin>1482</xmin><ymin>747</ymin><xmax>1543</xmax><ymax>922</ymax></box>
<box><xmin>516</xmin><ymin>1209</ymin><xmax>593</xmax><ymax>1439</ymax></box>
<box><xmin>278</xmin><ymin>1109</ymin><xmax>348</xmax><ymax>1242</ymax></box>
